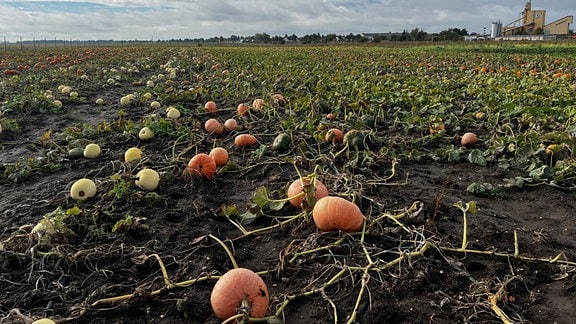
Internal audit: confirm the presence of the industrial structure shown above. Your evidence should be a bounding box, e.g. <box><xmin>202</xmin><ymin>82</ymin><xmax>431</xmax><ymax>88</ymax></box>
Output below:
<box><xmin>501</xmin><ymin>1</ymin><xmax>573</xmax><ymax>36</ymax></box>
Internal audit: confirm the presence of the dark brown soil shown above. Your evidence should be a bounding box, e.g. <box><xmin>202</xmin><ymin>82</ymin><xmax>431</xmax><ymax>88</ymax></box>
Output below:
<box><xmin>1</xmin><ymin>57</ymin><xmax>576</xmax><ymax>324</ymax></box>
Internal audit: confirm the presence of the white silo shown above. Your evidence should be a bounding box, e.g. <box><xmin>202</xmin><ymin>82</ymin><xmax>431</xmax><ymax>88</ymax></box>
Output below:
<box><xmin>491</xmin><ymin>21</ymin><xmax>502</xmax><ymax>38</ymax></box>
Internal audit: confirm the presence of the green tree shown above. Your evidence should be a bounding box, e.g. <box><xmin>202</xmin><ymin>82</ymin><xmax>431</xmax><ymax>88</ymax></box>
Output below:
<box><xmin>437</xmin><ymin>28</ymin><xmax>467</xmax><ymax>41</ymax></box>
<box><xmin>326</xmin><ymin>34</ymin><xmax>337</xmax><ymax>42</ymax></box>
<box><xmin>254</xmin><ymin>33</ymin><xmax>271</xmax><ymax>43</ymax></box>
<box><xmin>410</xmin><ymin>28</ymin><xmax>427</xmax><ymax>41</ymax></box>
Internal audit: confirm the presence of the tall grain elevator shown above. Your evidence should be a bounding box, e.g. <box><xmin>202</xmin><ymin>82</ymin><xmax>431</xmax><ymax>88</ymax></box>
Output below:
<box><xmin>502</xmin><ymin>1</ymin><xmax>573</xmax><ymax>36</ymax></box>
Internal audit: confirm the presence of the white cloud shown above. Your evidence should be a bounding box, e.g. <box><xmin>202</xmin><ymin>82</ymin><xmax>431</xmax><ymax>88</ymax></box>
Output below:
<box><xmin>0</xmin><ymin>0</ymin><xmax>573</xmax><ymax>41</ymax></box>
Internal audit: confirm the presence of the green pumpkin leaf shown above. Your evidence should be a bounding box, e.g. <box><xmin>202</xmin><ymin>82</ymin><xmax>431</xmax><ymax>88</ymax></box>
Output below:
<box><xmin>268</xmin><ymin>199</ymin><xmax>286</xmax><ymax>211</ymax></box>
<box><xmin>251</xmin><ymin>186</ymin><xmax>270</xmax><ymax>209</ymax></box>
<box><xmin>529</xmin><ymin>165</ymin><xmax>550</xmax><ymax>181</ymax></box>
<box><xmin>466</xmin><ymin>201</ymin><xmax>478</xmax><ymax>214</ymax></box>
<box><xmin>468</xmin><ymin>149</ymin><xmax>487</xmax><ymax>166</ymax></box>
<box><xmin>239</xmin><ymin>204</ymin><xmax>262</xmax><ymax>225</ymax></box>
<box><xmin>218</xmin><ymin>204</ymin><xmax>240</xmax><ymax>218</ymax></box>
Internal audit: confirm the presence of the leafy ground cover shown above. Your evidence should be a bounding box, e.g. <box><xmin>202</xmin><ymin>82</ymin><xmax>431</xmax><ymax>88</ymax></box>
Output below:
<box><xmin>1</xmin><ymin>42</ymin><xmax>576</xmax><ymax>323</ymax></box>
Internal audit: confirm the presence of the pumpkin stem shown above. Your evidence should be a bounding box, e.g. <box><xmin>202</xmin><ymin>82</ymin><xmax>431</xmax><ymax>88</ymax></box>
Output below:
<box><xmin>332</xmin><ymin>142</ymin><xmax>349</xmax><ymax>158</ymax></box>
<box><xmin>221</xmin><ymin>299</ymin><xmax>251</xmax><ymax>324</ymax></box>
<box><xmin>293</xmin><ymin>164</ymin><xmax>324</xmax><ymax>211</ymax></box>
<box><xmin>221</xmin><ymin>312</ymin><xmax>247</xmax><ymax>324</ymax></box>
<box><xmin>239</xmin><ymin>298</ymin><xmax>252</xmax><ymax>315</ymax></box>
<box><xmin>301</xmin><ymin>174</ymin><xmax>318</xmax><ymax>212</ymax></box>
<box><xmin>209</xmin><ymin>234</ymin><xmax>239</xmax><ymax>269</ymax></box>
<box><xmin>148</xmin><ymin>253</ymin><xmax>173</xmax><ymax>288</ymax></box>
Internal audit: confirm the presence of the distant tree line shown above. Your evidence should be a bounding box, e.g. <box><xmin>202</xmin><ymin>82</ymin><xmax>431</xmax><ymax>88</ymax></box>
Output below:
<box><xmin>13</xmin><ymin>27</ymin><xmax>576</xmax><ymax>47</ymax></box>
<box><xmin>161</xmin><ymin>28</ymin><xmax>471</xmax><ymax>44</ymax></box>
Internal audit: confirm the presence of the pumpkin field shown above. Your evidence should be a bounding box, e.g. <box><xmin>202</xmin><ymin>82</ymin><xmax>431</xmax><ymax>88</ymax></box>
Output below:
<box><xmin>1</xmin><ymin>43</ymin><xmax>576</xmax><ymax>323</ymax></box>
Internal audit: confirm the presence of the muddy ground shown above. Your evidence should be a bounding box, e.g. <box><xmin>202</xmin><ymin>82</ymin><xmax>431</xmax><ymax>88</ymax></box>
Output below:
<box><xmin>1</xmin><ymin>64</ymin><xmax>576</xmax><ymax>324</ymax></box>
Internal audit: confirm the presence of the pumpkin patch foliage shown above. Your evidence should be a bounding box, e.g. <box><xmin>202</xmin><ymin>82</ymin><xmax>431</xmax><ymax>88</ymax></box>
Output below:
<box><xmin>1</xmin><ymin>43</ymin><xmax>576</xmax><ymax>323</ymax></box>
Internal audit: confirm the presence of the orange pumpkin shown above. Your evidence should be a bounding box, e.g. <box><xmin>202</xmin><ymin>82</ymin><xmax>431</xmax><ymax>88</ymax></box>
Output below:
<box><xmin>187</xmin><ymin>153</ymin><xmax>217</xmax><ymax>178</ymax></box>
<box><xmin>252</xmin><ymin>98</ymin><xmax>265</xmax><ymax>109</ymax></box>
<box><xmin>4</xmin><ymin>69</ymin><xmax>19</xmax><ymax>75</ymax></box>
<box><xmin>272</xmin><ymin>93</ymin><xmax>286</xmax><ymax>106</ymax></box>
<box><xmin>205</xmin><ymin>101</ymin><xmax>217</xmax><ymax>113</ymax></box>
<box><xmin>237</xmin><ymin>103</ymin><xmax>250</xmax><ymax>116</ymax></box>
<box><xmin>224</xmin><ymin>118</ymin><xmax>238</xmax><ymax>132</ymax></box>
<box><xmin>205</xmin><ymin>118</ymin><xmax>224</xmax><ymax>135</ymax></box>
<box><xmin>312</xmin><ymin>196</ymin><xmax>364</xmax><ymax>232</ymax></box>
<box><xmin>287</xmin><ymin>178</ymin><xmax>329</xmax><ymax>209</ymax></box>
<box><xmin>234</xmin><ymin>134</ymin><xmax>257</xmax><ymax>147</ymax></box>
<box><xmin>461</xmin><ymin>132</ymin><xmax>478</xmax><ymax>147</ymax></box>
<box><xmin>210</xmin><ymin>268</ymin><xmax>269</xmax><ymax>320</ymax></box>
<box><xmin>209</xmin><ymin>147</ymin><xmax>229</xmax><ymax>166</ymax></box>
<box><xmin>325</xmin><ymin>128</ymin><xmax>344</xmax><ymax>143</ymax></box>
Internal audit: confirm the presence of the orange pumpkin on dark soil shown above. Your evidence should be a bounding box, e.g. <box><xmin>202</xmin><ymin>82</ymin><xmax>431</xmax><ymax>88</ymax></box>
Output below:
<box><xmin>223</xmin><ymin>118</ymin><xmax>238</xmax><ymax>132</ymax></box>
<box><xmin>312</xmin><ymin>196</ymin><xmax>364</xmax><ymax>232</ymax></box>
<box><xmin>209</xmin><ymin>147</ymin><xmax>229</xmax><ymax>166</ymax></box>
<box><xmin>237</xmin><ymin>103</ymin><xmax>250</xmax><ymax>116</ymax></box>
<box><xmin>205</xmin><ymin>118</ymin><xmax>224</xmax><ymax>135</ymax></box>
<box><xmin>187</xmin><ymin>153</ymin><xmax>217</xmax><ymax>178</ymax></box>
<box><xmin>325</xmin><ymin>128</ymin><xmax>344</xmax><ymax>143</ymax></box>
<box><xmin>272</xmin><ymin>93</ymin><xmax>286</xmax><ymax>106</ymax></box>
<box><xmin>234</xmin><ymin>134</ymin><xmax>257</xmax><ymax>147</ymax></box>
<box><xmin>287</xmin><ymin>177</ymin><xmax>329</xmax><ymax>209</ymax></box>
<box><xmin>210</xmin><ymin>268</ymin><xmax>269</xmax><ymax>320</ymax></box>
<box><xmin>205</xmin><ymin>101</ymin><xmax>217</xmax><ymax>113</ymax></box>
<box><xmin>252</xmin><ymin>98</ymin><xmax>265</xmax><ymax>109</ymax></box>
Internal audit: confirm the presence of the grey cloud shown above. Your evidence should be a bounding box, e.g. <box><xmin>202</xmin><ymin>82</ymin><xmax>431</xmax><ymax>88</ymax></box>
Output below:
<box><xmin>0</xmin><ymin>0</ymin><xmax>573</xmax><ymax>40</ymax></box>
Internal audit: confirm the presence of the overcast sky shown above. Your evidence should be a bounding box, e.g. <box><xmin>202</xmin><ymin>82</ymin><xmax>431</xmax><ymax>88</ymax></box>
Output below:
<box><xmin>0</xmin><ymin>0</ymin><xmax>574</xmax><ymax>41</ymax></box>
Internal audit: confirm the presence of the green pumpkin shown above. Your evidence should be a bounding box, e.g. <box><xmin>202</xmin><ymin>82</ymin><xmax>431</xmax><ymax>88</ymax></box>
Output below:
<box><xmin>272</xmin><ymin>133</ymin><xmax>291</xmax><ymax>152</ymax></box>
<box><xmin>344</xmin><ymin>130</ymin><xmax>369</xmax><ymax>150</ymax></box>
<box><xmin>314</xmin><ymin>99</ymin><xmax>331</xmax><ymax>113</ymax></box>
<box><xmin>68</xmin><ymin>147</ymin><xmax>85</xmax><ymax>160</ymax></box>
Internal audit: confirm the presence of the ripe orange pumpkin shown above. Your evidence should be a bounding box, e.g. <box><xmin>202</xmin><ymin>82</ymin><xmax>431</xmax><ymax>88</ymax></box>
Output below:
<box><xmin>461</xmin><ymin>132</ymin><xmax>478</xmax><ymax>147</ymax></box>
<box><xmin>187</xmin><ymin>153</ymin><xmax>217</xmax><ymax>178</ymax></box>
<box><xmin>209</xmin><ymin>147</ymin><xmax>229</xmax><ymax>166</ymax></box>
<box><xmin>272</xmin><ymin>93</ymin><xmax>286</xmax><ymax>106</ymax></box>
<box><xmin>237</xmin><ymin>103</ymin><xmax>250</xmax><ymax>116</ymax></box>
<box><xmin>325</xmin><ymin>128</ymin><xmax>344</xmax><ymax>143</ymax></box>
<box><xmin>287</xmin><ymin>178</ymin><xmax>329</xmax><ymax>209</ymax></box>
<box><xmin>234</xmin><ymin>134</ymin><xmax>257</xmax><ymax>147</ymax></box>
<box><xmin>210</xmin><ymin>268</ymin><xmax>269</xmax><ymax>320</ymax></box>
<box><xmin>205</xmin><ymin>101</ymin><xmax>217</xmax><ymax>113</ymax></box>
<box><xmin>312</xmin><ymin>196</ymin><xmax>364</xmax><ymax>232</ymax></box>
<box><xmin>205</xmin><ymin>118</ymin><xmax>225</xmax><ymax>135</ymax></box>
<box><xmin>224</xmin><ymin>118</ymin><xmax>238</xmax><ymax>132</ymax></box>
<box><xmin>4</xmin><ymin>69</ymin><xmax>20</xmax><ymax>75</ymax></box>
<box><xmin>252</xmin><ymin>98</ymin><xmax>265</xmax><ymax>109</ymax></box>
